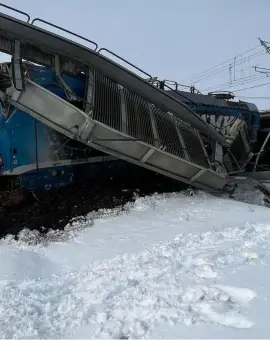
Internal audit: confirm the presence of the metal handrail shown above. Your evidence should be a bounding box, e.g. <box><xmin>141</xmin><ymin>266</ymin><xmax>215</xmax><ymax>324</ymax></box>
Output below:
<box><xmin>162</xmin><ymin>82</ymin><xmax>197</xmax><ymax>105</ymax></box>
<box><xmin>0</xmin><ymin>3</ymin><xmax>30</xmax><ymax>22</ymax></box>
<box><xmin>31</xmin><ymin>18</ymin><xmax>98</xmax><ymax>51</ymax></box>
<box><xmin>98</xmin><ymin>48</ymin><xmax>152</xmax><ymax>79</ymax></box>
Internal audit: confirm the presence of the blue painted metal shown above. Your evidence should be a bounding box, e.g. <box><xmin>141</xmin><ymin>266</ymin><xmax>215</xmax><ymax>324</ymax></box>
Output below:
<box><xmin>27</xmin><ymin>63</ymin><xmax>86</xmax><ymax>100</ymax></box>
<box><xmin>189</xmin><ymin>104</ymin><xmax>260</xmax><ymax>138</ymax></box>
<box><xmin>0</xmin><ymin>64</ymin><xmax>124</xmax><ymax>191</ymax></box>
<box><xmin>179</xmin><ymin>100</ymin><xmax>260</xmax><ymax>140</ymax></box>
<box><xmin>165</xmin><ymin>88</ymin><xmax>260</xmax><ymax>140</ymax></box>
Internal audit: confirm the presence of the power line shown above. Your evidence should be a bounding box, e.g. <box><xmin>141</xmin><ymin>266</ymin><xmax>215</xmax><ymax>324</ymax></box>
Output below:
<box><xmin>198</xmin><ymin>39</ymin><xmax>270</xmax><ymax>94</ymax></box>
<box><xmin>198</xmin><ymin>49</ymin><xmax>270</xmax><ymax>92</ymax></box>
<box><xmin>185</xmin><ymin>45</ymin><xmax>261</xmax><ymax>83</ymax></box>
<box><xmin>186</xmin><ymin>45</ymin><xmax>261</xmax><ymax>82</ymax></box>
<box><xmin>203</xmin><ymin>74</ymin><xmax>269</xmax><ymax>93</ymax></box>
<box><xmin>233</xmin><ymin>81</ymin><xmax>270</xmax><ymax>93</ymax></box>
<box><xmin>230</xmin><ymin>40</ymin><xmax>270</xmax><ymax>93</ymax></box>
<box><xmin>202</xmin><ymin>59</ymin><xmax>270</xmax><ymax>89</ymax></box>
<box><xmin>237</xmin><ymin>95</ymin><xmax>270</xmax><ymax>99</ymax></box>
<box><xmin>191</xmin><ymin>50</ymin><xmax>266</xmax><ymax>84</ymax></box>
<box><xmin>202</xmin><ymin>73</ymin><xmax>268</xmax><ymax>92</ymax></box>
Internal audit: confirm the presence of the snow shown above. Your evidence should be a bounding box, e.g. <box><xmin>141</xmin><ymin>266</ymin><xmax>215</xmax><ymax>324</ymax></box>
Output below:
<box><xmin>1</xmin><ymin>189</ymin><xmax>270</xmax><ymax>338</ymax></box>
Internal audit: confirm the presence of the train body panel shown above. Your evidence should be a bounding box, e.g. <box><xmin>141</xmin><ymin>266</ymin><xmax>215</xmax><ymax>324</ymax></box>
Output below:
<box><xmin>166</xmin><ymin>89</ymin><xmax>260</xmax><ymax>142</ymax></box>
<box><xmin>0</xmin><ymin>64</ymin><xmax>124</xmax><ymax>190</ymax></box>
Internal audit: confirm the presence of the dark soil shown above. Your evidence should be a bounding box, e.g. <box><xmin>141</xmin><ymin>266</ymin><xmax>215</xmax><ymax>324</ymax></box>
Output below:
<box><xmin>0</xmin><ymin>168</ymin><xmax>189</xmax><ymax>239</ymax></box>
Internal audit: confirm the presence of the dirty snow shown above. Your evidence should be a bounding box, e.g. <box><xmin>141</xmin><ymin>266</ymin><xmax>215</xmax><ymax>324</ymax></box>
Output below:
<box><xmin>1</xmin><ymin>189</ymin><xmax>270</xmax><ymax>338</ymax></box>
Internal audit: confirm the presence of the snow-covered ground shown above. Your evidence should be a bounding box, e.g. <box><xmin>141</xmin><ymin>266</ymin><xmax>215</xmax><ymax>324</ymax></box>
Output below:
<box><xmin>1</xmin><ymin>188</ymin><xmax>270</xmax><ymax>338</ymax></box>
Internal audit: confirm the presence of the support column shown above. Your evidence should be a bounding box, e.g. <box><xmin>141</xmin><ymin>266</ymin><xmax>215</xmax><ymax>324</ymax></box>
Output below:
<box><xmin>119</xmin><ymin>85</ymin><xmax>127</xmax><ymax>134</ymax></box>
<box><xmin>196</xmin><ymin>131</ymin><xmax>212</xmax><ymax>169</ymax></box>
<box><xmin>54</xmin><ymin>55</ymin><xmax>77</xmax><ymax>101</ymax></box>
<box><xmin>176</xmin><ymin>126</ymin><xmax>190</xmax><ymax>161</ymax></box>
<box><xmin>148</xmin><ymin>104</ymin><xmax>159</xmax><ymax>148</ymax></box>
<box><xmin>11</xmin><ymin>40</ymin><xmax>24</xmax><ymax>91</ymax></box>
<box><xmin>214</xmin><ymin>142</ymin><xmax>225</xmax><ymax>173</ymax></box>
<box><xmin>84</xmin><ymin>68</ymin><xmax>94</xmax><ymax>115</ymax></box>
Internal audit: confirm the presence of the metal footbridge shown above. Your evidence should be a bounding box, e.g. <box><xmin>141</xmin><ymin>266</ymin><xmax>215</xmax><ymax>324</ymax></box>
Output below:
<box><xmin>0</xmin><ymin>4</ymin><xmax>230</xmax><ymax>192</ymax></box>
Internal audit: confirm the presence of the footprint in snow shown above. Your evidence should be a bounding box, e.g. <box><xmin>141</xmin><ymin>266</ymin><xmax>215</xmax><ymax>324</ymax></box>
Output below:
<box><xmin>181</xmin><ymin>284</ymin><xmax>256</xmax><ymax>329</ymax></box>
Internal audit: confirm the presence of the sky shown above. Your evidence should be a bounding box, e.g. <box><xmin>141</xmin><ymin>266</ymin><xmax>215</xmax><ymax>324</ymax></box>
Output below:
<box><xmin>1</xmin><ymin>0</ymin><xmax>270</xmax><ymax>110</ymax></box>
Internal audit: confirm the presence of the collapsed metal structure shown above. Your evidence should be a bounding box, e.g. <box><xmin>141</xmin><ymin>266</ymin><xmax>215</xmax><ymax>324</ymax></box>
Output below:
<box><xmin>0</xmin><ymin>4</ymin><xmax>269</xmax><ymax>197</ymax></box>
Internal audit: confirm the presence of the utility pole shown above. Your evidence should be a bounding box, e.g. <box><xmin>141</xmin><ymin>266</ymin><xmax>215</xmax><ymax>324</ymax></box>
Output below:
<box><xmin>259</xmin><ymin>38</ymin><xmax>270</xmax><ymax>55</ymax></box>
<box><xmin>234</xmin><ymin>56</ymin><xmax>236</xmax><ymax>81</ymax></box>
<box><xmin>256</xmin><ymin>38</ymin><xmax>270</xmax><ymax>75</ymax></box>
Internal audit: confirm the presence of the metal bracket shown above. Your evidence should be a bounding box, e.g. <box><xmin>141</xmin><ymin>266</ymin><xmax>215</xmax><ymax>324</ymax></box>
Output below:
<box><xmin>140</xmin><ymin>148</ymin><xmax>155</xmax><ymax>163</ymax></box>
<box><xmin>190</xmin><ymin>168</ymin><xmax>206</xmax><ymax>182</ymax></box>
<box><xmin>148</xmin><ymin>104</ymin><xmax>159</xmax><ymax>148</ymax></box>
<box><xmin>119</xmin><ymin>86</ymin><xmax>127</xmax><ymax>134</ymax></box>
<box><xmin>84</xmin><ymin>68</ymin><xmax>94</xmax><ymax>115</ymax></box>
<box><xmin>80</xmin><ymin>120</ymin><xmax>96</xmax><ymax>141</ymax></box>
<box><xmin>11</xmin><ymin>40</ymin><xmax>24</xmax><ymax>91</ymax></box>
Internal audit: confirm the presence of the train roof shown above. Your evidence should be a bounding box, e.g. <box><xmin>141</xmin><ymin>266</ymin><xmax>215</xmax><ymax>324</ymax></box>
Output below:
<box><xmin>167</xmin><ymin>89</ymin><xmax>259</xmax><ymax>112</ymax></box>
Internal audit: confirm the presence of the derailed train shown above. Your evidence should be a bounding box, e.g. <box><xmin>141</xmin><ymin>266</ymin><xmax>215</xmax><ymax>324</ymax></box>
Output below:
<box><xmin>0</xmin><ymin>4</ymin><xmax>270</xmax><ymax>196</ymax></box>
<box><xmin>0</xmin><ymin>61</ymin><xmax>268</xmax><ymax>192</ymax></box>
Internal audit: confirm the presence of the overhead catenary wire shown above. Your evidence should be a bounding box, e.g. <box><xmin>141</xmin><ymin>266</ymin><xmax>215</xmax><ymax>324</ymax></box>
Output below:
<box><xmin>186</xmin><ymin>45</ymin><xmax>261</xmax><ymax>81</ymax></box>
<box><xmin>237</xmin><ymin>95</ymin><xmax>270</xmax><ymax>99</ymax></box>
<box><xmin>200</xmin><ymin>59</ymin><xmax>270</xmax><ymax>92</ymax></box>
<box><xmin>202</xmin><ymin>74</ymin><xmax>266</xmax><ymax>92</ymax></box>
<box><xmin>202</xmin><ymin>74</ymin><xmax>269</xmax><ymax>93</ymax></box>
<box><xmin>196</xmin><ymin>49</ymin><xmax>270</xmax><ymax>93</ymax></box>
<box><xmin>190</xmin><ymin>50</ymin><xmax>266</xmax><ymax>84</ymax></box>
<box><xmin>232</xmin><ymin>81</ymin><xmax>270</xmax><ymax>93</ymax></box>
<box><xmin>185</xmin><ymin>45</ymin><xmax>262</xmax><ymax>83</ymax></box>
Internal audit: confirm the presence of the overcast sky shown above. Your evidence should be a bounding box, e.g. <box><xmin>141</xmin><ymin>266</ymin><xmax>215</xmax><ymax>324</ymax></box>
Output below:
<box><xmin>1</xmin><ymin>0</ymin><xmax>270</xmax><ymax>109</ymax></box>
